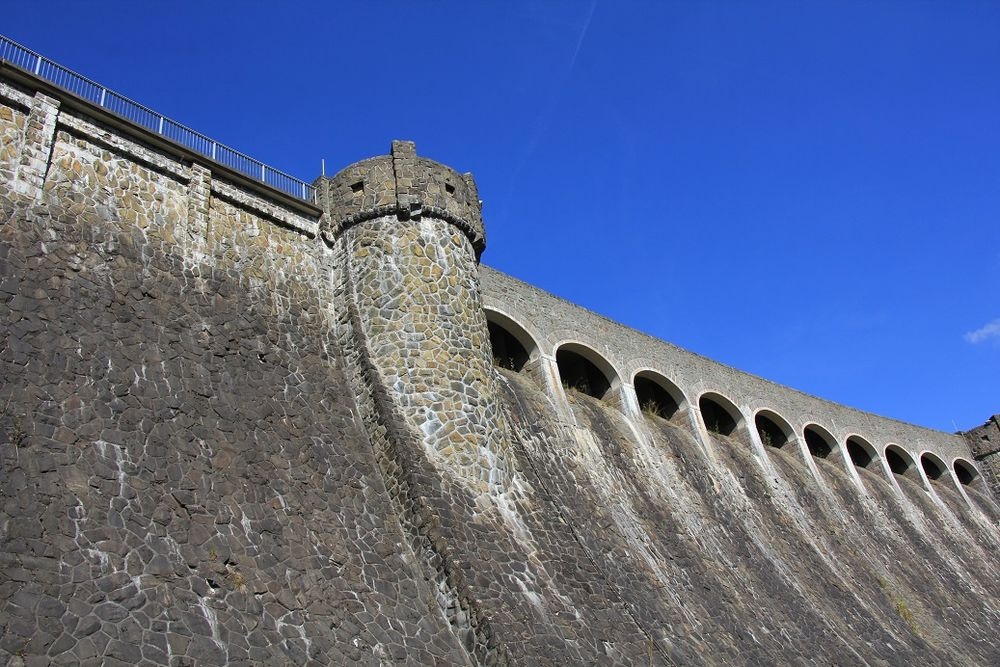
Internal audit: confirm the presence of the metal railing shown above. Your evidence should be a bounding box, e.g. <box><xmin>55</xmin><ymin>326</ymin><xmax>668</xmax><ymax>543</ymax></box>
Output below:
<box><xmin>0</xmin><ymin>34</ymin><xmax>317</xmax><ymax>203</ymax></box>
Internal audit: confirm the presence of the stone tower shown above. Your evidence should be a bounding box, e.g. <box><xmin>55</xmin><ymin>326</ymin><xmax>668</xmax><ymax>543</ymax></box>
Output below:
<box><xmin>319</xmin><ymin>140</ymin><xmax>512</xmax><ymax>494</ymax></box>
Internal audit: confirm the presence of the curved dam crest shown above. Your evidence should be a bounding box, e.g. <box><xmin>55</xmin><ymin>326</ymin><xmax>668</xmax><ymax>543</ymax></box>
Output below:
<box><xmin>0</xmin><ymin>55</ymin><xmax>999</xmax><ymax>665</ymax></box>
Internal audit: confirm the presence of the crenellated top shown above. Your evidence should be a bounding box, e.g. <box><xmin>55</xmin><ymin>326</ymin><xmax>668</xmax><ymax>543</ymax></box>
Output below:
<box><xmin>317</xmin><ymin>140</ymin><xmax>485</xmax><ymax>258</ymax></box>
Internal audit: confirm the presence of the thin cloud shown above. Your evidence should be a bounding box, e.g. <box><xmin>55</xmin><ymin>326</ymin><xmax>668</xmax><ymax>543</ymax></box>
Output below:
<box><xmin>964</xmin><ymin>318</ymin><xmax>1000</xmax><ymax>344</ymax></box>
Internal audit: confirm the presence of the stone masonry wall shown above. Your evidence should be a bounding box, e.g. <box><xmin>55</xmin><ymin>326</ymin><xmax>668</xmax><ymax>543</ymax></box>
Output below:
<box><xmin>480</xmin><ymin>266</ymin><xmax>988</xmax><ymax>495</ymax></box>
<box><xmin>0</xmin><ymin>81</ymin><xmax>30</xmax><ymax>188</ymax></box>
<box><xmin>320</xmin><ymin>144</ymin><xmax>665</xmax><ymax>664</ymax></box>
<box><xmin>329</xmin><ymin>214</ymin><xmax>511</xmax><ymax>489</ymax></box>
<box><xmin>0</xmin><ymin>83</ymin><xmax>470</xmax><ymax>665</ymax></box>
<box><xmin>964</xmin><ymin>415</ymin><xmax>1000</xmax><ymax>497</ymax></box>
<box><xmin>2</xmin><ymin>65</ymin><xmax>999</xmax><ymax>666</ymax></box>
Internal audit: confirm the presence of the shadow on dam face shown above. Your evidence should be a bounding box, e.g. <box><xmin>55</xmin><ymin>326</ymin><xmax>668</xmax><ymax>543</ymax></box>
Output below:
<box><xmin>488</xmin><ymin>320</ymin><xmax>530</xmax><ymax>373</ymax></box>
<box><xmin>634</xmin><ymin>371</ymin><xmax>682</xmax><ymax>421</ymax></box>
<box><xmin>804</xmin><ymin>425</ymin><xmax>836</xmax><ymax>459</ymax></box>
<box><xmin>755</xmin><ymin>411</ymin><xmax>792</xmax><ymax>449</ymax></box>
<box><xmin>699</xmin><ymin>394</ymin><xmax>738</xmax><ymax>437</ymax></box>
<box><xmin>847</xmin><ymin>436</ymin><xmax>878</xmax><ymax>470</ymax></box>
<box><xmin>556</xmin><ymin>347</ymin><xmax>614</xmax><ymax>401</ymax></box>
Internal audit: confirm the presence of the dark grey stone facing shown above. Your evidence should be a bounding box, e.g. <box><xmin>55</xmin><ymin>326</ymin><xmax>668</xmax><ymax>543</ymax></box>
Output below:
<box><xmin>964</xmin><ymin>415</ymin><xmax>1000</xmax><ymax>495</ymax></box>
<box><xmin>479</xmin><ymin>265</ymin><xmax>989</xmax><ymax>494</ymax></box>
<box><xmin>0</xmin><ymin>128</ymin><xmax>469</xmax><ymax>664</ymax></box>
<box><xmin>1</xmin><ymin>69</ymin><xmax>999</xmax><ymax>667</ymax></box>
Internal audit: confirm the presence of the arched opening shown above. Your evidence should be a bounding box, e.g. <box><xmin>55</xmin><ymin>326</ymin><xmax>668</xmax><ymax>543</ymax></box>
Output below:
<box><xmin>920</xmin><ymin>452</ymin><xmax>947</xmax><ymax>483</ymax></box>
<box><xmin>484</xmin><ymin>310</ymin><xmax>538</xmax><ymax>373</ymax></box>
<box><xmin>556</xmin><ymin>344</ymin><xmax>616</xmax><ymax>401</ymax></box>
<box><xmin>634</xmin><ymin>370</ymin><xmax>683</xmax><ymax>421</ymax></box>
<box><xmin>953</xmin><ymin>458</ymin><xmax>982</xmax><ymax>490</ymax></box>
<box><xmin>846</xmin><ymin>436</ymin><xmax>877</xmax><ymax>469</ymax></box>
<box><xmin>885</xmin><ymin>445</ymin><xmax>918</xmax><ymax>482</ymax></box>
<box><xmin>754</xmin><ymin>410</ymin><xmax>792</xmax><ymax>449</ymax></box>
<box><xmin>699</xmin><ymin>393</ymin><xmax>740</xmax><ymax>437</ymax></box>
<box><xmin>803</xmin><ymin>424</ymin><xmax>836</xmax><ymax>459</ymax></box>
<box><xmin>487</xmin><ymin>321</ymin><xmax>529</xmax><ymax>372</ymax></box>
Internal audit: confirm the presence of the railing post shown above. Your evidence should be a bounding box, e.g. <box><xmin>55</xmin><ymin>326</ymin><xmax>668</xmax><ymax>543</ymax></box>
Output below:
<box><xmin>34</xmin><ymin>54</ymin><xmax>42</xmax><ymax>75</ymax></box>
<box><xmin>99</xmin><ymin>88</ymin><xmax>106</xmax><ymax>107</ymax></box>
<box><xmin>211</xmin><ymin>142</ymin><xmax>217</xmax><ymax>160</ymax></box>
<box><xmin>261</xmin><ymin>164</ymin><xmax>266</xmax><ymax>181</ymax></box>
<box><xmin>158</xmin><ymin>116</ymin><xmax>164</xmax><ymax>134</ymax></box>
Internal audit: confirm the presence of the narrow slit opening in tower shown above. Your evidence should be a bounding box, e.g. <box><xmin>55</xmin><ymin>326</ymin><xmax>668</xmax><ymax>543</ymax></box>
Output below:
<box><xmin>886</xmin><ymin>448</ymin><xmax>912</xmax><ymax>477</ymax></box>
<box><xmin>920</xmin><ymin>454</ymin><xmax>945</xmax><ymax>482</ymax></box>
<box><xmin>557</xmin><ymin>349</ymin><xmax>611</xmax><ymax>400</ymax></box>
<box><xmin>700</xmin><ymin>397</ymin><xmax>737</xmax><ymax>436</ymax></box>
<box><xmin>846</xmin><ymin>437</ymin><xmax>875</xmax><ymax>469</ymax></box>
<box><xmin>488</xmin><ymin>321</ymin><xmax>529</xmax><ymax>373</ymax></box>
<box><xmin>635</xmin><ymin>376</ymin><xmax>680</xmax><ymax>421</ymax></box>
<box><xmin>804</xmin><ymin>427</ymin><xmax>833</xmax><ymax>459</ymax></box>
<box><xmin>755</xmin><ymin>414</ymin><xmax>789</xmax><ymax>449</ymax></box>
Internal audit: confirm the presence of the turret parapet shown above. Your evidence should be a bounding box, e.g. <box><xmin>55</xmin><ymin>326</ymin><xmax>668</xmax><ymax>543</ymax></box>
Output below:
<box><xmin>319</xmin><ymin>140</ymin><xmax>485</xmax><ymax>258</ymax></box>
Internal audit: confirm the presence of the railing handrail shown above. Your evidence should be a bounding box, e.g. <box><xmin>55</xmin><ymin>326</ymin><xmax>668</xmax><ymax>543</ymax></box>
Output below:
<box><xmin>0</xmin><ymin>33</ymin><xmax>316</xmax><ymax>203</ymax></box>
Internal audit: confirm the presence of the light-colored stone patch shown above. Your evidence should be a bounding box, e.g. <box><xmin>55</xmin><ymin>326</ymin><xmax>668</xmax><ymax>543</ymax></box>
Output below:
<box><xmin>0</xmin><ymin>98</ymin><xmax>28</xmax><ymax>182</ymax></box>
<box><xmin>43</xmin><ymin>129</ymin><xmax>187</xmax><ymax>242</ymax></box>
<box><xmin>210</xmin><ymin>179</ymin><xmax>317</xmax><ymax>238</ymax></box>
<box><xmin>57</xmin><ymin>112</ymin><xmax>188</xmax><ymax>181</ymax></box>
<box><xmin>340</xmin><ymin>215</ymin><xmax>512</xmax><ymax>492</ymax></box>
<box><xmin>206</xmin><ymin>194</ymin><xmax>326</xmax><ymax>302</ymax></box>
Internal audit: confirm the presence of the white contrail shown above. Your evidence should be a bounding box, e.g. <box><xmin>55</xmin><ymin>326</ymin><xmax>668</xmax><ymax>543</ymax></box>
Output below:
<box><xmin>501</xmin><ymin>1</ymin><xmax>598</xmax><ymax>217</ymax></box>
<box><xmin>568</xmin><ymin>0</ymin><xmax>597</xmax><ymax>73</ymax></box>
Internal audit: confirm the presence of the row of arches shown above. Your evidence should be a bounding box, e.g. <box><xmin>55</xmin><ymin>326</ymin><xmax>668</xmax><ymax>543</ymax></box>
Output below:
<box><xmin>749</xmin><ymin>408</ymin><xmax>981</xmax><ymax>490</ymax></box>
<box><xmin>485</xmin><ymin>309</ymin><xmax>983</xmax><ymax>493</ymax></box>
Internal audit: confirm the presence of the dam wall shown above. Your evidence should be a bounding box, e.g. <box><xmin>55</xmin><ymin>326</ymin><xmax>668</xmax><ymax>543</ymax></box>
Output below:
<box><xmin>2</xmin><ymin>47</ymin><xmax>999</xmax><ymax>665</ymax></box>
<box><xmin>480</xmin><ymin>267</ymin><xmax>984</xmax><ymax>497</ymax></box>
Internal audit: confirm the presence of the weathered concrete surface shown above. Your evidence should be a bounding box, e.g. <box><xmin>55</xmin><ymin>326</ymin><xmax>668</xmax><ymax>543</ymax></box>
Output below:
<box><xmin>2</xmin><ymin>68</ymin><xmax>999</xmax><ymax>666</ymax></box>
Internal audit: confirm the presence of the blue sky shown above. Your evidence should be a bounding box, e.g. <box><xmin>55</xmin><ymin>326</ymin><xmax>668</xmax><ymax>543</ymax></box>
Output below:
<box><xmin>6</xmin><ymin>2</ymin><xmax>999</xmax><ymax>432</ymax></box>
